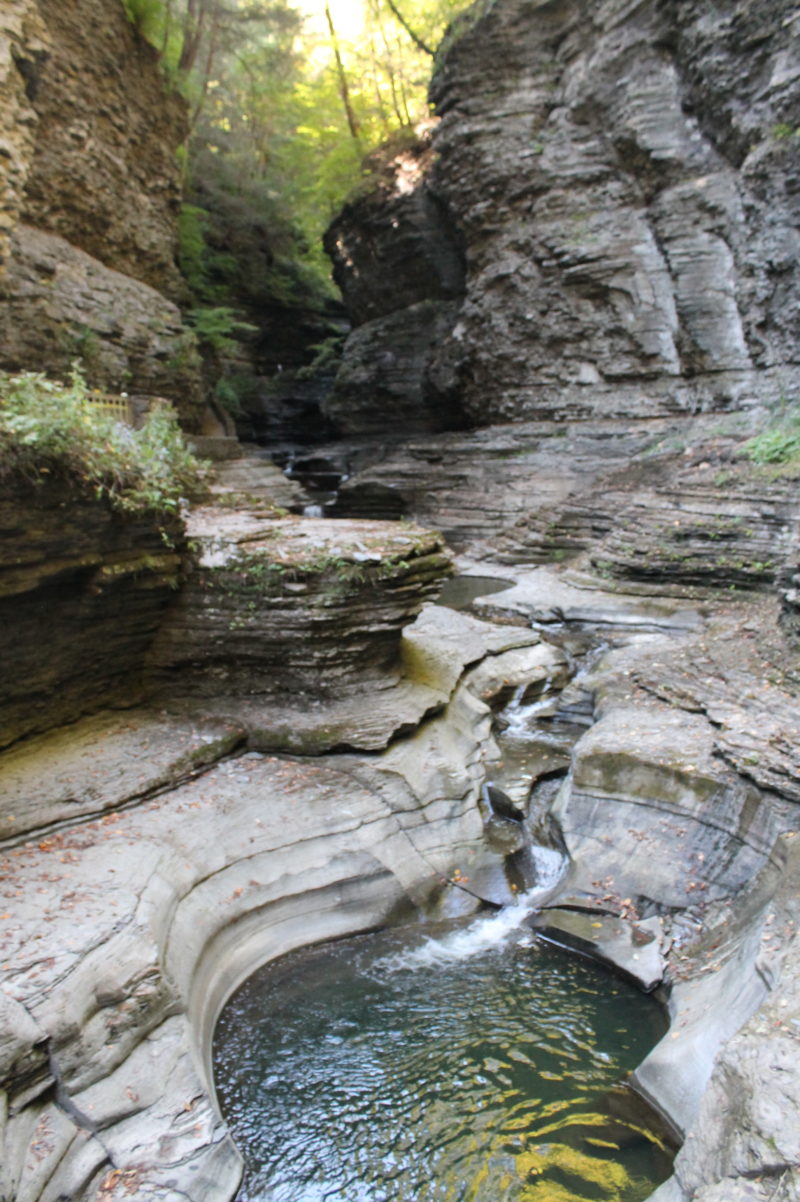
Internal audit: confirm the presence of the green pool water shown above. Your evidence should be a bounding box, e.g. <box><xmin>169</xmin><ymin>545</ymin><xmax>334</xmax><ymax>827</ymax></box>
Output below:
<box><xmin>213</xmin><ymin>913</ymin><xmax>673</xmax><ymax>1202</ymax></box>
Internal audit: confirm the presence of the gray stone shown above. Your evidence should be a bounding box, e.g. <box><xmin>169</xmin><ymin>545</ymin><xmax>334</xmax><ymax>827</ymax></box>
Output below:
<box><xmin>0</xmin><ymin>226</ymin><xmax>203</xmax><ymax>420</ymax></box>
<box><xmin>533</xmin><ymin>909</ymin><xmax>667</xmax><ymax>992</ymax></box>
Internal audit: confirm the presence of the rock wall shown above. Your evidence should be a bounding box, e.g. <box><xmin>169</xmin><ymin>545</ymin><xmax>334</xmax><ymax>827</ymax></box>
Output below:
<box><xmin>0</xmin><ymin>0</ymin><xmax>45</xmax><ymax>275</ymax></box>
<box><xmin>327</xmin><ymin>0</ymin><xmax>800</xmax><ymax>432</ymax></box>
<box><xmin>0</xmin><ymin>474</ymin><xmax>184</xmax><ymax>750</ymax></box>
<box><xmin>322</xmin><ymin>131</ymin><xmax>467</xmax><ymax>434</ymax></box>
<box><xmin>0</xmin><ymin>0</ymin><xmax>203</xmax><ymax>423</ymax></box>
<box><xmin>10</xmin><ymin>0</ymin><xmax>185</xmax><ymax>296</ymax></box>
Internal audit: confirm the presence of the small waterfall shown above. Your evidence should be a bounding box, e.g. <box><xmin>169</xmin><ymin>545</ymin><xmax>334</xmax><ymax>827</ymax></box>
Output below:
<box><xmin>302</xmin><ymin>503</ymin><xmax>325</xmax><ymax>517</ymax></box>
<box><xmin>378</xmin><ymin>891</ymin><xmax>541</xmax><ymax>969</ymax></box>
<box><xmin>501</xmin><ymin>670</ymin><xmax>559</xmax><ymax>738</ymax></box>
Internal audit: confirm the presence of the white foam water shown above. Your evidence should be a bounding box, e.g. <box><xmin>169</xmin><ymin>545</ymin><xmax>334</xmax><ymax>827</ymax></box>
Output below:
<box><xmin>501</xmin><ymin>671</ymin><xmax>560</xmax><ymax>737</ymax></box>
<box><xmin>379</xmin><ymin>891</ymin><xmax>541</xmax><ymax>971</ymax></box>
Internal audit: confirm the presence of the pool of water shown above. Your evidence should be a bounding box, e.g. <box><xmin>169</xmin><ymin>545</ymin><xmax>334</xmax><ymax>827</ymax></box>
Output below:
<box><xmin>436</xmin><ymin>575</ymin><xmax>514</xmax><ymax>610</ymax></box>
<box><xmin>213</xmin><ymin>911</ymin><xmax>673</xmax><ymax>1201</ymax></box>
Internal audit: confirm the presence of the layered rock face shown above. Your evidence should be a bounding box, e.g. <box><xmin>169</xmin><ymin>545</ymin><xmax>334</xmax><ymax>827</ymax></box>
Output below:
<box><xmin>149</xmin><ymin>508</ymin><xmax>454</xmax><ymax>705</ymax></box>
<box><xmin>0</xmin><ymin>474</ymin><xmax>184</xmax><ymax>749</ymax></box>
<box><xmin>327</xmin><ymin>0</ymin><xmax>800</xmax><ymax>432</ymax></box>
<box><xmin>19</xmin><ymin>0</ymin><xmax>186</xmax><ymax>298</ymax></box>
<box><xmin>322</xmin><ymin>131</ymin><xmax>467</xmax><ymax>434</ymax></box>
<box><xmin>0</xmin><ymin>0</ymin><xmax>203</xmax><ymax>422</ymax></box>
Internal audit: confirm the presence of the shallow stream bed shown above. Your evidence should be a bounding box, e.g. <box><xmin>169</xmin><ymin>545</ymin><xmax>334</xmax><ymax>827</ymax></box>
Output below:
<box><xmin>213</xmin><ymin>910</ymin><xmax>673</xmax><ymax>1201</ymax></box>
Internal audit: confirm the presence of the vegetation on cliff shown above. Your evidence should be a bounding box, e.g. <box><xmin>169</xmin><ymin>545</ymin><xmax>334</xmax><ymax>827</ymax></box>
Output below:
<box><xmin>0</xmin><ymin>369</ymin><xmax>207</xmax><ymax>518</ymax></box>
<box><xmin>744</xmin><ymin>401</ymin><xmax>800</xmax><ymax>472</ymax></box>
<box><xmin>120</xmin><ymin>0</ymin><xmax>468</xmax><ymax>406</ymax></box>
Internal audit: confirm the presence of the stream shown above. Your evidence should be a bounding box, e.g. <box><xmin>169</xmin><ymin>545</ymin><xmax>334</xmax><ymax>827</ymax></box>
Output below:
<box><xmin>213</xmin><ymin>913</ymin><xmax>672</xmax><ymax>1202</ymax></box>
<box><xmin>211</xmin><ymin>581</ymin><xmax>676</xmax><ymax>1201</ymax></box>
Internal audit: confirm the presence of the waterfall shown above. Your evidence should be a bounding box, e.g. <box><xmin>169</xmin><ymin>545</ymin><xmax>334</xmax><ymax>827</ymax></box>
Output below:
<box><xmin>377</xmin><ymin>891</ymin><xmax>541</xmax><ymax>969</ymax></box>
<box><xmin>501</xmin><ymin>669</ymin><xmax>559</xmax><ymax>737</ymax></box>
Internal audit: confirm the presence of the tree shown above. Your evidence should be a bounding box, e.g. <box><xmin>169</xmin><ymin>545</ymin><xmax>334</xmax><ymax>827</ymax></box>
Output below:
<box><xmin>122</xmin><ymin>0</ymin><xmax>472</xmax><ymax>381</ymax></box>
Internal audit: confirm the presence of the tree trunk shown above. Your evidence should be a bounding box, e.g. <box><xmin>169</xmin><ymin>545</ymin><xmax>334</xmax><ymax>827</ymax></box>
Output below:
<box><xmin>325</xmin><ymin>4</ymin><xmax>361</xmax><ymax>144</ymax></box>
<box><xmin>384</xmin><ymin>0</ymin><xmax>434</xmax><ymax>56</ymax></box>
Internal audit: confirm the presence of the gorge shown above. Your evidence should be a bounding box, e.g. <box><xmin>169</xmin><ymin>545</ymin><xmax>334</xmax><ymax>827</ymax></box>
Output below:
<box><xmin>1</xmin><ymin>0</ymin><xmax>800</xmax><ymax>1200</ymax></box>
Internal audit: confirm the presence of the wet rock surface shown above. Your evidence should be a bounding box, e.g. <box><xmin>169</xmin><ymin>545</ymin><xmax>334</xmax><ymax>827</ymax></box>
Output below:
<box><xmin>0</xmin><ymin>603</ymin><xmax>535</xmax><ymax>1202</ymax></box>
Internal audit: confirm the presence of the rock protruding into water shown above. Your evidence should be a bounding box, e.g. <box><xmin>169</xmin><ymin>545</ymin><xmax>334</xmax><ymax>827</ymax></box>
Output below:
<box><xmin>0</xmin><ymin>602</ymin><xmax>538</xmax><ymax>1202</ymax></box>
<box><xmin>148</xmin><ymin>509</ymin><xmax>455</xmax><ymax>703</ymax></box>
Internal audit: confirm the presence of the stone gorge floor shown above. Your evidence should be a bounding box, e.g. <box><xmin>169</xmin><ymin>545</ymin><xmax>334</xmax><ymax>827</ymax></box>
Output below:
<box><xmin>2</xmin><ymin>459</ymin><xmax>800</xmax><ymax>1202</ymax></box>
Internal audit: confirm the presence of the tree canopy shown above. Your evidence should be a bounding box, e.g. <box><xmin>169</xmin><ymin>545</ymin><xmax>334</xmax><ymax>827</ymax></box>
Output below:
<box><xmin>124</xmin><ymin>0</ymin><xmax>468</xmax><ymax>289</ymax></box>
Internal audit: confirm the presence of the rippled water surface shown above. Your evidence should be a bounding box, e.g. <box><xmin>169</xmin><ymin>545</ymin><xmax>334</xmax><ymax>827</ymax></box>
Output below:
<box><xmin>213</xmin><ymin>916</ymin><xmax>672</xmax><ymax>1202</ymax></box>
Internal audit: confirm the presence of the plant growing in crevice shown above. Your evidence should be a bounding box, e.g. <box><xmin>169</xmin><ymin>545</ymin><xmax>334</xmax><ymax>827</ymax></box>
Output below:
<box><xmin>743</xmin><ymin>401</ymin><xmax>800</xmax><ymax>471</ymax></box>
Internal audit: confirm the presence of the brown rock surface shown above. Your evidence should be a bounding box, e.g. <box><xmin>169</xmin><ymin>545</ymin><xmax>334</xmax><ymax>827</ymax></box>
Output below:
<box><xmin>0</xmin><ymin>474</ymin><xmax>184</xmax><ymax>749</ymax></box>
<box><xmin>20</xmin><ymin>0</ymin><xmax>187</xmax><ymax>298</ymax></box>
<box><xmin>148</xmin><ymin>510</ymin><xmax>455</xmax><ymax>701</ymax></box>
<box><xmin>0</xmin><ymin>225</ymin><xmax>204</xmax><ymax>414</ymax></box>
<box><xmin>0</xmin><ymin>0</ymin><xmax>45</xmax><ymax>274</ymax></box>
<box><xmin>0</xmin><ymin>0</ymin><xmax>202</xmax><ymax>420</ymax></box>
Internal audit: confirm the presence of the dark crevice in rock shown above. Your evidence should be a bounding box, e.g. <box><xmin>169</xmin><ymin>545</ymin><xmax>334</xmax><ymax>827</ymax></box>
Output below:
<box><xmin>45</xmin><ymin>1042</ymin><xmax>99</xmax><ymax>1136</ymax></box>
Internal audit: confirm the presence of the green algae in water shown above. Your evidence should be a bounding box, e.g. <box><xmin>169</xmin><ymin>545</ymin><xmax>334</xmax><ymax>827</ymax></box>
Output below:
<box><xmin>213</xmin><ymin>918</ymin><xmax>673</xmax><ymax>1201</ymax></box>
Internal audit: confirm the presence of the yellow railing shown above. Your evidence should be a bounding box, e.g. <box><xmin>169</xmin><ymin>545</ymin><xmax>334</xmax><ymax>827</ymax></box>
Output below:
<box><xmin>87</xmin><ymin>394</ymin><xmax>135</xmax><ymax>426</ymax></box>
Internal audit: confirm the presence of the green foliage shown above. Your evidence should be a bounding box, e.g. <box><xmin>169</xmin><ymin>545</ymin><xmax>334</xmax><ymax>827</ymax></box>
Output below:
<box><xmin>743</xmin><ymin>402</ymin><xmax>800</xmax><ymax>467</ymax></box>
<box><xmin>132</xmin><ymin>0</ymin><xmax>474</xmax><ymax>297</ymax></box>
<box><xmin>186</xmin><ymin>306</ymin><xmax>257</xmax><ymax>355</ymax></box>
<box><xmin>128</xmin><ymin>0</ymin><xmax>475</xmax><ymax>381</ymax></box>
<box><xmin>772</xmin><ymin>122</ymin><xmax>800</xmax><ymax>140</ymax></box>
<box><xmin>177</xmin><ymin>203</ymin><xmax>211</xmax><ymax>296</ymax></box>
<box><xmin>0</xmin><ymin>369</ymin><xmax>207</xmax><ymax>517</ymax></box>
<box><xmin>122</xmin><ymin>0</ymin><xmax>164</xmax><ymax>38</ymax></box>
<box><xmin>213</xmin><ymin>372</ymin><xmax>260</xmax><ymax>416</ymax></box>
<box><xmin>296</xmin><ymin>334</ymin><xmax>346</xmax><ymax>379</ymax></box>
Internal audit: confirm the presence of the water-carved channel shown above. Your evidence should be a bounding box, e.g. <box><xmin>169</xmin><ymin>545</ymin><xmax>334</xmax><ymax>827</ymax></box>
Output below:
<box><xmin>213</xmin><ymin>912</ymin><xmax>673</xmax><ymax>1202</ymax></box>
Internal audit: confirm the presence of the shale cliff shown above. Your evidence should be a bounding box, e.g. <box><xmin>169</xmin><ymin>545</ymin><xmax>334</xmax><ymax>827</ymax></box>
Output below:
<box><xmin>0</xmin><ymin>0</ymin><xmax>203</xmax><ymax>422</ymax></box>
<box><xmin>327</xmin><ymin>0</ymin><xmax>800</xmax><ymax>433</ymax></box>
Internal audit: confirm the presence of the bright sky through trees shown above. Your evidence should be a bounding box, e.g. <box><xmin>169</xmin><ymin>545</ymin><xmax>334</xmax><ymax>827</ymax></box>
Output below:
<box><xmin>301</xmin><ymin>0</ymin><xmax>366</xmax><ymax>40</ymax></box>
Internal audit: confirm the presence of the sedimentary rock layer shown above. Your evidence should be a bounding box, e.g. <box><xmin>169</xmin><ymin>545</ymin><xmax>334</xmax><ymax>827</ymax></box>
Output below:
<box><xmin>0</xmin><ymin>0</ymin><xmax>203</xmax><ymax>419</ymax></box>
<box><xmin>149</xmin><ymin>510</ymin><xmax>455</xmax><ymax>700</ymax></box>
<box><xmin>326</xmin><ymin>0</ymin><xmax>800</xmax><ymax>433</ymax></box>
<box><xmin>0</xmin><ymin>226</ymin><xmax>203</xmax><ymax>409</ymax></box>
<box><xmin>17</xmin><ymin>0</ymin><xmax>187</xmax><ymax>298</ymax></box>
<box><xmin>0</xmin><ymin>475</ymin><xmax>184</xmax><ymax>749</ymax></box>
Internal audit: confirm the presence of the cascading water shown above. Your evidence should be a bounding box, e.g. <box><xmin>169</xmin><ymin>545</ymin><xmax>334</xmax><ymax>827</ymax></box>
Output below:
<box><xmin>212</xmin><ymin>635</ymin><xmax>675</xmax><ymax>1201</ymax></box>
<box><xmin>213</xmin><ymin>914</ymin><xmax>673</xmax><ymax>1202</ymax></box>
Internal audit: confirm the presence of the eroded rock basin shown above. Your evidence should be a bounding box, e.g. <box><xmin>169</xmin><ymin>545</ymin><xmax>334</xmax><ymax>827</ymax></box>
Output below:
<box><xmin>2</xmin><ymin>568</ymin><xmax>800</xmax><ymax>1202</ymax></box>
<box><xmin>213</xmin><ymin>918</ymin><xmax>672</xmax><ymax>1202</ymax></box>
